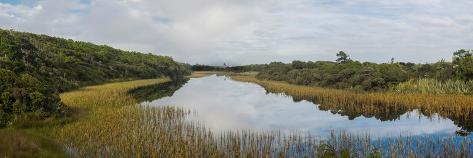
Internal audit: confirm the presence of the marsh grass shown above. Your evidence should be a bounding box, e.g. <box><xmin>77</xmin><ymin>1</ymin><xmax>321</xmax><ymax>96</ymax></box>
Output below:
<box><xmin>393</xmin><ymin>78</ymin><xmax>473</xmax><ymax>95</ymax></box>
<box><xmin>187</xmin><ymin>71</ymin><xmax>216</xmax><ymax>78</ymax></box>
<box><xmin>50</xmin><ymin>75</ymin><xmax>473</xmax><ymax>157</ymax></box>
<box><xmin>231</xmin><ymin>75</ymin><xmax>473</xmax><ymax>132</ymax></box>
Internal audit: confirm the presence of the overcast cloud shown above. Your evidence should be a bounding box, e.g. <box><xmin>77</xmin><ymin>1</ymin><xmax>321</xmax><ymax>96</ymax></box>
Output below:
<box><xmin>0</xmin><ymin>0</ymin><xmax>472</xmax><ymax>65</ymax></box>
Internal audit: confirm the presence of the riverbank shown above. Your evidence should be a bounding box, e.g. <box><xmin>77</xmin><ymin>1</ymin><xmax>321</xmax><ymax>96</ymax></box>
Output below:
<box><xmin>0</xmin><ymin>78</ymin><xmax>171</xmax><ymax>157</ymax></box>
<box><xmin>0</xmin><ymin>71</ymin><xmax>214</xmax><ymax>157</ymax></box>
<box><xmin>0</xmin><ymin>72</ymin><xmax>214</xmax><ymax>157</ymax></box>
<box><xmin>230</xmin><ymin>74</ymin><xmax>473</xmax><ymax>132</ymax></box>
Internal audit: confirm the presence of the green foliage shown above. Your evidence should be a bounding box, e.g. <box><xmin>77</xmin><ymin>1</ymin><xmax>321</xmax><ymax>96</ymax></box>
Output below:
<box><xmin>0</xmin><ymin>69</ymin><xmax>63</xmax><ymax>127</ymax></box>
<box><xmin>453</xmin><ymin>49</ymin><xmax>473</xmax><ymax>80</ymax></box>
<box><xmin>191</xmin><ymin>64</ymin><xmax>267</xmax><ymax>72</ymax></box>
<box><xmin>453</xmin><ymin>49</ymin><xmax>472</xmax><ymax>63</ymax></box>
<box><xmin>0</xmin><ymin>28</ymin><xmax>191</xmax><ymax>127</ymax></box>
<box><xmin>319</xmin><ymin>144</ymin><xmax>336</xmax><ymax>158</ymax></box>
<box><xmin>254</xmin><ymin>50</ymin><xmax>473</xmax><ymax>92</ymax></box>
<box><xmin>367</xmin><ymin>150</ymin><xmax>382</xmax><ymax>158</ymax></box>
<box><xmin>336</xmin><ymin>51</ymin><xmax>350</xmax><ymax>64</ymax></box>
<box><xmin>191</xmin><ymin>64</ymin><xmax>225</xmax><ymax>71</ymax></box>
<box><xmin>256</xmin><ymin>59</ymin><xmax>408</xmax><ymax>91</ymax></box>
<box><xmin>226</xmin><ymin>64</ymin><xmax>268</xmax><ymax>72</ymax></box>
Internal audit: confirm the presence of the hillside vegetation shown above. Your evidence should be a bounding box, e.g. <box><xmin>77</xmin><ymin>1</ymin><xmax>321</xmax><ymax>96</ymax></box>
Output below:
<box><xmin>0</xmin><ymin>28</ymin><xmax>191</xmax><ymax>127</ymax></box>
<box><xmin>251</xmin><ymin>50</ymin><xmax>473</xmax><ymax>92</ymax></box>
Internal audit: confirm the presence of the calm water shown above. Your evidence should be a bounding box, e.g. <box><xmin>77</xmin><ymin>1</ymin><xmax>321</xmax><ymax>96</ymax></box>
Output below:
<box><xmin>142</xmin><ymin>75</ymin><xmax>470</xmax><ymax>139</ymax></box>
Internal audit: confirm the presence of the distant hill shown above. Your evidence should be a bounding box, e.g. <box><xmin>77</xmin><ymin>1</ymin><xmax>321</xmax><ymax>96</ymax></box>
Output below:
<box><xmin>0</xmin><ymin>28</ymin><xmax>191</xmax><ymax>127</ymax></box>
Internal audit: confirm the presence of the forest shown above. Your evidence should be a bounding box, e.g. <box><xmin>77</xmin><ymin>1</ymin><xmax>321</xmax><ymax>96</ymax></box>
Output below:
<box><xmin>0</xmin><ymin>29</ymin><xmax>191</xmax><ymax>127</ymax></box>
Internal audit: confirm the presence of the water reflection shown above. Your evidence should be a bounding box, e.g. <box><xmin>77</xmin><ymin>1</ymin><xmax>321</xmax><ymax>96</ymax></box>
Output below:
<box><xmin>142</xmin><ymin>75</ymin><xmax>470</xmax><ymax>138</ymax></box>
<box><xmin>129</xmin><ymin>79</ymin><xmax>188</xmax><ymax>103</ymax></box>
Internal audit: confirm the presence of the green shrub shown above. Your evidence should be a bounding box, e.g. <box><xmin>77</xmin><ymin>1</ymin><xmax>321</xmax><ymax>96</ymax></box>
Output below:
<box><xmin>251</xmin><ymin>50</ymin><xmax>473</xmax><ymax>93</ymax></box>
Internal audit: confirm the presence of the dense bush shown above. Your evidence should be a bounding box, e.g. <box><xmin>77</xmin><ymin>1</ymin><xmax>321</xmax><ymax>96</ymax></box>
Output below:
<box><xmin>453</xmin><ymin>49</ymin><xmax>473</xmax><ymax>80</ymax></box>
<box><xmin>191</xmin><ymin>64</ymin><xmax>225</xmax><ymax>71</ymax></box>
<box><xmin>191</xmin><ymin>64</ymin><xmax>267</xmax><ymax>72</ymax></box>
<box><xmin>226</xmin><ymin>64</ymin><xmax>267</xmax><ymax>72</ymax></box>
<box><xmin>0</xmin><ymin>28</ymin><xmax>191</xmax><ymax>126</ymax></box>
<box><xmin>254</xmin><ymin>50</ymin><xmax>473</xmax><ymax>92</ymax></box>
<box><xmin>0</xmin><ymin>69</ymin><xmax>63</xmax><ymax>127</ymax></box>
<box><xmin>255</xmin><ymin>60</ymin><xmax>408</xmax><ymax>91</ymax></box>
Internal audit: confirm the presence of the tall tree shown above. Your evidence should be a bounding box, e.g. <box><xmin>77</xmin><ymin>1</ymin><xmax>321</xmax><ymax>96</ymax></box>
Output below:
<box><xmin>336</xmin><ymin>51</ymin><xmax>349</xmax><ymax>64</ymax></box>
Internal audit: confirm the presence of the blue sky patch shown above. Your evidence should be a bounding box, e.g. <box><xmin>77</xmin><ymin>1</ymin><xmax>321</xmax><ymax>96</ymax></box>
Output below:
<box><xmin>0</xmin><ymin>0</ymin><xmax>24</xmax><ymax>5</ymax></box>
<box><xmin>152</xmin><ymin>16</ymin><xmax>172</xmax><ymax>24</ymax></box>
<box><xmin>0</xmin><ymin>0</ymin><xmax>39</xmax><ymax>6</ymax></box>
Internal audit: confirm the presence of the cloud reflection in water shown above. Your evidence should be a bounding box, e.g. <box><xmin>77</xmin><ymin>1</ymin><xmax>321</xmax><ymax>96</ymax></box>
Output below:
<box><xmin>146</xmin><ymin>75</ymin><xmax>460</xmax><ymax>138</ymax></box>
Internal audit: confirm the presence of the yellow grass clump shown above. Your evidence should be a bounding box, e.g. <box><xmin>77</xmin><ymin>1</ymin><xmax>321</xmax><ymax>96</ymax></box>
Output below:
<box><xmin>187</xmin><ymin>71</ymin><xmax>215</xmax><ymax>78</ymax></box>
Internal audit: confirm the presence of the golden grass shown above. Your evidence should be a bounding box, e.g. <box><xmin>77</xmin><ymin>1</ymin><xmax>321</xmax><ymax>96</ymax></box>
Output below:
<box><xmin>188</xmin><ymin>71</ymin><xmax>216</xmax><ymax>78</ymax></box>
<box><xmin>55</xmin><ymin>79</ymin><xmax>170</xmax><ymax>156</ymax></box>
<box><xmin>59</xmin><ymin>79</ymin><xmax>169</xmax><ymax>109</ymax></box>
<box><xmin>231</xmin><ymin>75</ymin><xmax>473</xmax><ymax>131</ymax></box>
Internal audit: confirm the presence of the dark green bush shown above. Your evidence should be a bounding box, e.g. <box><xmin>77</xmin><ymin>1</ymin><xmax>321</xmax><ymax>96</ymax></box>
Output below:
<box><xmin>254</xmin><ymin>50</ymin><xmax>472</xmax><ymax>91</ymax></box>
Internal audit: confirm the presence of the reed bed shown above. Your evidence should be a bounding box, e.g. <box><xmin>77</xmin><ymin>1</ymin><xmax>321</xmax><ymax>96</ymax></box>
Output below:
<box><xmin>187</xmin><ymin>71</ymin><xmax>217</xmax><ymax>78</ymax></box>
<box><xmin>231</xmin><ymin>75</ymin><xmax>473</xmax><ymax>131</ymax></box>
<box><xmin>54</xmin><ymin>77</ymin><xmax>472</xmax><ymax>157</ymax></box>
<box><xmin>393</xmin><ymin>78</ymin><xmax>473</xmax><ymax>95</ymax></box>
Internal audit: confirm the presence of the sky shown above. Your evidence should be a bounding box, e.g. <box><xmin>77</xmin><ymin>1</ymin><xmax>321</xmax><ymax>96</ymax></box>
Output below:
<box><xmin>0</xmin><ymin>0</ymin><xmax>472</xmax><ymax>65</ymax></box>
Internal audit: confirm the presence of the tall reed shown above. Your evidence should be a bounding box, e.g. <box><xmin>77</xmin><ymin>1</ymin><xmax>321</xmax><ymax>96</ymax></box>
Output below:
<box><xmin>392</xmin><ymin>78</ymin><xmax>473</xmax><ymax>95</ymax></box>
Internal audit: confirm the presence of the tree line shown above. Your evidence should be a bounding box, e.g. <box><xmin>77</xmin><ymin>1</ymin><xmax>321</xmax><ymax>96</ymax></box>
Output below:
<box><xmin>191</xmin><ymin>50</ymin><xmax>473</xmax><ymax>93</ymax></box>
<box><xmin>252</xmin><ymin>50</ymin><xmax>473</xmax><ymax>92</ymax></box>
<box><xmin>0</xmin><ymin>28</ymin><xmax>191</xmax><ymax>127</ymax></box>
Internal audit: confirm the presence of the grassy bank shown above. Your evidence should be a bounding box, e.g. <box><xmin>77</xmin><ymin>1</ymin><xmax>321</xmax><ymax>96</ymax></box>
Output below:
<box><xmin>55</xmin><ymin>78</ymin><xmax>171</xmax><ymax>156</ymax></box>
<box><xmin>230</xmin><ymin>74</ymin><xmax>473</xmax><ymax>131</ymax></box>
<box><xmin>1</xmin><ymin>79</ymin><xmax>171</xmax><ymax>157</ymax></box>
<box><xmin>0</xmin><ymin>72</ymin><xmax>212</xmax><ymax>157</ymax></box>
<box><xmin>187</xmin><ymin>71</ymin><xmax>217</xmax><ymax>78</ymax></box>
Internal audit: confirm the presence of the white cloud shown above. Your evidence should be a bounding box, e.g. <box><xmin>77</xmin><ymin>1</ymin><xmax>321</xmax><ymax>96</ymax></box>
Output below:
<box><xmin>0</xmin><ymin>0</ymin><xmax>472</xmax><ymax>65</ymax></box>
